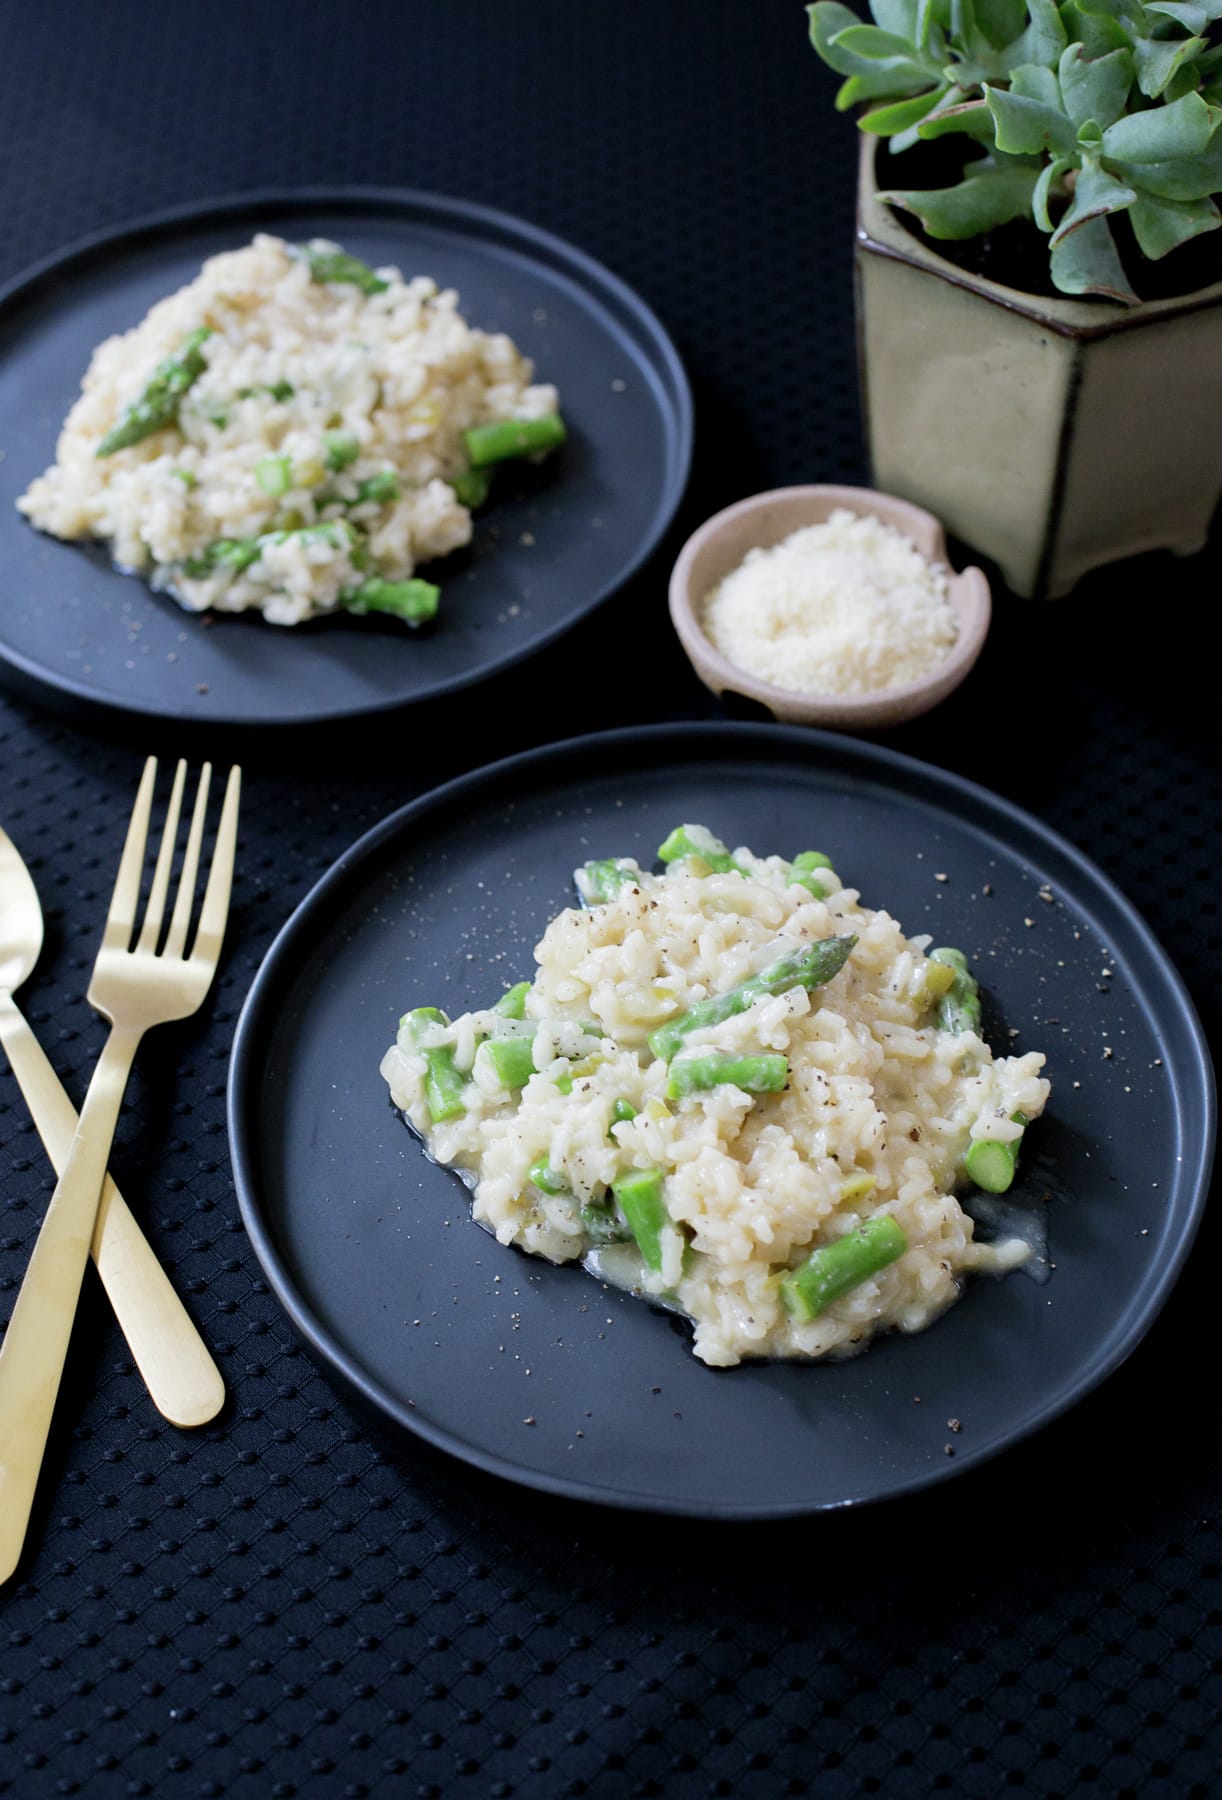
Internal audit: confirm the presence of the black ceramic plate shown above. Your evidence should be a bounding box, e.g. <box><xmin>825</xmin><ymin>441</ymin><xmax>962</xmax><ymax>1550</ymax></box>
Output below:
<box><xmin>0</xmin><ymin>189</ymin><xmax>691</xmax><ymax>732</ymax></box>
<box><xmin>228</xmin><ymin>723</ymin><xmax>1215</xmax><ymax>1517</ymax></box>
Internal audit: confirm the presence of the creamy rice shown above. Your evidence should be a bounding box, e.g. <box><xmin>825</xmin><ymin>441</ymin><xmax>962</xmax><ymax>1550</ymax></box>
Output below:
<box><xmin>380</xmin><ymin>829</ymin><xmax>1050</xmax><ymax>1367</ymax></box>
<box><xmin>17</xmin><ymin>234</ymin><xmax>560</xmax><ymax>626</ymax></box>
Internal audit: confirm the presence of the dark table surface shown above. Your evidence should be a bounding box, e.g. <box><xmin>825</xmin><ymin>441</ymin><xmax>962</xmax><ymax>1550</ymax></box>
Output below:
<box><xmin>1</xmin><ymin>3</ymin><xmax>1218</xmax><ymax>1796</ymax></box>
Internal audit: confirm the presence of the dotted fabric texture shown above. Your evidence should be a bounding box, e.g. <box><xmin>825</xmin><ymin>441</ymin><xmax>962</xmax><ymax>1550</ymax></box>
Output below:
<box><xmin>0</xmin><ymin>3</ymin><xmax>1219</xmax><ymax>1797</ymax></box>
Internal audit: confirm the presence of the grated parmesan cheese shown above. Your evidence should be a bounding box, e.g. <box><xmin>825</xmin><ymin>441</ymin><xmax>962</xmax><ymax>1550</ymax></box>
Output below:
<box><xmin>701</xmin><ymin>508</ymin><xmax>957</xmax><ymax>698</ymax></box>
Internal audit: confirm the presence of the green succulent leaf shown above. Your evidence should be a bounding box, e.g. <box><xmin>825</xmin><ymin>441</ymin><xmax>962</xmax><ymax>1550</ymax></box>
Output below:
<box><xmin>917</xmin><ymin>95</ymin><xmax>999</xmax><ymax>138</ymax></box>
<box><xmin>1128</xmin><ymin>189</ymin><xmax>1221</xmax><ymax>254</ymax></box>
<box><xmin>860</xmin><ymin>82</ymin><xmax>954</xmax><ymax>130</ymax></box>
<box><xmin>834</xmin><ymin>22</ymin><xmax>933</xmax><ymax>58</ymax></box>
<box><xmin>1123</xmin><ymin>129</ymin><xmax>1222</xmax><ymax>197</ymax></box>
<box><xmin>1003</xmin><ymin>0</ymin><xmax>1069</xmax><ymax>72</ymax></box>
<box><xmin>1049</xmin><ymin>157</ymin><xmax>1139</xmax><ymax>241</ymax></box>
<box><xmin>837</xmin><ymin>66</ymin><xmax>937</xmax><ymax>104</ymax></box>
<box><xmin>1009</xmin><ymin>61</ymin><xmax>1063</xmax><ymax>103</ymax></box>
<box><xmin>1133</xmin><ymin>34</ymin><xmax>1206</xmax><ymax>102</ymax></box>
<box><xmin>1049</xmin><ymin>211</ymin><xmax>1139</xmax><ymax>298</ymax></box>
<box><xmin>878</xmin><ymin>155</ymin><xmax>1039</xmax><ymax>234</ymax></box>
<box><xmin>1144</xmin><ymin>0</ymin><xmax>1222</xmax><ymax>29</ymax></box>
<box><xmin>808</xmin><ymin>1</ymin><xmax>866</xmax><ymax>74</ymax></box>
<box><xmin>1059</xmin><ymin>0</ymin><xmax>1131</xmax><ymax>57</ymax></box>
<box><xmin>976</xmin><ymin>0</ymin><xmax>1030</xmax><ymax>46</ymax></box>
<box><xmin>1101</xmin><ymin>90</ymin><xmax>1219</xmax><ymax>161</ymax></box>
<box><xmin>1033</xmin><ymin>153</ymin><xmax>1077</xmax><ymax>225</ymax></box>
<box><xmin>1058</xmin><ymin>45</ymin><xmax>1134</xmax><ymax>130</ymax></box>
<box><xmin>986</xmin><ymin>82</ymin><xmax>1081</xmax><ymax>152</ymax></box>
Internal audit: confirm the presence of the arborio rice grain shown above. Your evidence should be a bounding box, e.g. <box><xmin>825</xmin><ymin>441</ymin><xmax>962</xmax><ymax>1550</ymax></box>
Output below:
<box><xmin>17</xmin><ymin>233</ymin><xmax>560</xmax><ymax>626</ymax></box>
<box><xmin>380</xmin><ymin>828</ymin><xmax>1051</xmax><ymax>1368</ymax></box>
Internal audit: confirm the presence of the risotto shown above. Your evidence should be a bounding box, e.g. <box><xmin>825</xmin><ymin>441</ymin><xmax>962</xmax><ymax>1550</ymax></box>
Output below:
<box><xmin>17</xmin><ymin>234</ymin><xmax>563</xmax><ymax>627</ymax></box>
<box><xmin>379</xmin><ymin>824</ymin><xmax>1051</xmax><ymax>1368</ymax></box>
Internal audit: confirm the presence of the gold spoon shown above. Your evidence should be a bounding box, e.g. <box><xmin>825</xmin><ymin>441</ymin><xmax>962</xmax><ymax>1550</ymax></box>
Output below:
<box><xmin>0</xmin><ymin>823</ymin><xmax>224</xmax><ymax>1429</ymax></box>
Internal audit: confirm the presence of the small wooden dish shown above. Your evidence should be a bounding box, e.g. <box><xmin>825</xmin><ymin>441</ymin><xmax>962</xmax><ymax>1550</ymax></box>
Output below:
<box><xmin>668</xmin><ymin>484</ymin><xmax>991</xmax><ymax>730</ymax></box>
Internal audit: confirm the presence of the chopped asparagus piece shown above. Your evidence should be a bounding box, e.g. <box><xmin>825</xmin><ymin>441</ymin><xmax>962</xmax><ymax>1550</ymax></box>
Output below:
<box><xmin>182</xmin><ymin>519</ymin><xmax>358</xmax><ymax>579</ymax></box>
<box><xmin>343</xmin><ymin>577</ymin><xmax>439</xmax><ymax>623</ymax></box>
<box><xmin>581</xmin><ymin>1198</ymin><xmax>628</xmax><ymax>1244</ymax></box>
<box><xmin>657</xmin><ymin>824</ymin><xmax>745</xmax><ymax>876</ymax></box>
<box><xmin>928</xmin><ymin>947</ymin><xmax>982</xmax><ymax>1036</ymax></box>
<box><xmin>96</xmin><ymin>326</ymin><xmax>213</xmax><ymax>455</ymax></box>
<box><xmin>575</xmin><ymin>858</ymin><xmax>641</xmax><ymax>905</ymax></box>
<box><xmin>300</xmin><ymin>245</ymin><xmax>388</xmax><ymax>294</ymax></box>
<box><xmin>464</xmin><ymin>413</ymin><xmax>567</xmax><ymax>467</ymax></box>
<box><xmin>171</xmin><ymin>469</ymin><xmax>197</xmax><ymax>490</ymax></box>
<box><xmin>648</xmin><ymin>936</ymin><xmax>857</xmax><ymax>1062</ymax></box>
<box><xmin>481</xmin><ymin>1036</ymin><xmax>536</xmax><ymax>1090</ymax></box>
<box><xmin>791</xmin><ymin>850</ymin><xmax>835</xmax><ymax>897</ymax></box>
<box><xmin>404</xmin><ymin>1007</ymin><xmax>466</xmax><ymax>1124</ymax></box>
<box><xmin>666</xmin><ymin>1050</ymin><xmax>789</xmax><ymax>1099</ymax></box>
<box><xmin>610</xmin><ymin>1098</ymin><xmax>637</xmax><ymax>1127</ymax></box>
<box><xmin>450</xmin><ymin>467</ymin><xmax>493</xmax><ymax>509</ymax></box>
<box><xmin>323</xmin><ymin>430</ymin><xmax>360</xmax><ymax>471</ymax></box>
<box><xmin>529</xmin><ymin>1160</ymin><xmax>567</xmax><ymax>1195</ymax></box>
<box><xmin>965</xmin><ymin>1112</ymin><xmax>1028</xmax><ymax>1193</ymax></box>
<box><xmin>491</xmin><ymin>981</ymin><xmax>530</xmax><ymax>1020</ymax></box>
<box><xmin>612</xmin><ymin>1167</ymin><xmax>677</xmax><ymax>1276</ymax></box>
<box><xmin>779</xmin><ymin>1217</ymin><xmax>908</xmax><ymax>1322</ymax></box>
<box><xmin>255</xmin><ymin>454</ymin><xmax>293</xmax><ymax>496</ymax></box>
<box><xmin>354</xmin><ymin>470</ymin><xmax>400</xmax><ymax>504</ymax></box>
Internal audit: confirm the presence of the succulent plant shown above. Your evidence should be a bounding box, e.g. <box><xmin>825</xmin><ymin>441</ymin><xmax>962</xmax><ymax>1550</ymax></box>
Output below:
<box><xmin>808</xmin><ymin>0</ymin><xmax>1222</xmax><ymax>300</ymax></box>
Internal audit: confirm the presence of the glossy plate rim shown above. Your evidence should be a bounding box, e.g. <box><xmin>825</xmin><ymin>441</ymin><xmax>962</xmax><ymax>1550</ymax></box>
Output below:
<box><xmin>0</xmin><ymin>185</ymin><xmax>693</xmax><ymax>731</ymax></box>
<box><xmin>227</xmin><ymin>722</ymin><xmax>1217</xmax><ymax>1516</ymax></box>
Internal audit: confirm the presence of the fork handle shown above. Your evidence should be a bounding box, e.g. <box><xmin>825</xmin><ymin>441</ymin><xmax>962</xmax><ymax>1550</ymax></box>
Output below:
<box><xmin>0</xmin><ymin>997</ymin><xmax>224</xmax><ymax>1429</ymax></box>
<box><xmin>0</xmin><ymin>1023</ymin><xmax>142</xmax><ymax>1585</ymax></box>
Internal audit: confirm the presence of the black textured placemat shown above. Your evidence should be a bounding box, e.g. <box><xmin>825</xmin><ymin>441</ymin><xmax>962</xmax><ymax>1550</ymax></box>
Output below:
<box><xmin>1</xmin><ymin>3</ymin><xmax>1219</xmax><ymax>1796</ymax></box>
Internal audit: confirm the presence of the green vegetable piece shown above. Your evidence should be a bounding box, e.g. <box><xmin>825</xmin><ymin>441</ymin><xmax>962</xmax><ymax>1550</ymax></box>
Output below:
<box><xmin>343</xmin><ymin>578</ymin><xmax>440</xmax><ymax>624</ymax></box>
<box><xmin>529</xmin><ymin>1159</ymin><xmax>567</xmax><ymax>1196</ymax></box>
<box><xmin>580</xmin><ymin>1197</ymin><xmax>627</xmax><ymax>1244</ymax></box>
<box><xmin>610</xmin><ymin>1098</ymin><xmax>637</xmax><ymax>1127</ymax></box>
<box><xmin>965</xmin><ymin>1111</ymin><xmax>1028</xmax><ymax>1193</ymax></box>
<box><xmin>323</xmin><ymin>431</ymin><xmax>360</xmax><ymax>471</ymax></box>
<box><xmin>237</xmin><ymin>380</ymin><xmax>295</xmax><ymax>402</ymax></box>
<box><xmin>791</xmin><ymin>850</ymin><xmax>836</xmax><ymax>897</ymax></box>
<box><xmin>648</xmin><ymin>936</ymin><xmax>857</xmax><ymax>1062</ymax></box>
<box><xmin>182</xmin><ymin>519</ymin><xmax>357</xmax><ymax>579</ymax></box>
<box><xmin>171</xmin><ymin>469</ymin><xmax>197</xmax><ymax>490</ymax></box>
<box><xmin>404</xmin><ymin>1006</ymin><xmax>466</xmax><ymax>1124</ymax></box>
<box><xmin>928</xmin><ymin>946</ymin><xmax>982</xmax><ymax>1036</ymax></box>
<box><xmin>666</xmin><ymin>1051</ymin><xmax>789</xmax><ymax>1099</ymax></box>
<box><xmin>96</xmin><ymin>326</ymin><xmax>213</xmax><ymax>456</ymax></box>
<box><xmin>255</xmin><ymin>454</ymin><xmax>293</xmax><ymax>497</ymax></box>
<box><xmin>301</xmin><ymin>245</ymin><xmax>388</xmax><ymax>294</ymax></box>
<box><xmin>657</xmin><ymin>824</ymin><xmax>744</xmax><ymax>875</ymax></box>
<box><xmin>354</xmin><ymin>470</ymin><xmax>401</xmax><ymax>505</ymax></box>
<box><xmin>450</xmin><ymin>467</ymin><xmax>493</xmax><ymax>508</ymax></box>
<box><xmin>482</xmin><ymin>1036</ymin><xmax>536</xmax><ymax>1090</ymax></box>
<box><xmin>779</xmin><ymin>1216</ymin><xmax>908</xmax><ymax>1322</ymax></box>
<box><xmin>554</xmin><ymin>1073</ymin><xmax>574</xmax><ymax>1096</ymax></box>
<box><xmin>576</xmin><ymin>859</ymin><xmax>641</xmax><ymax>904</ymax></box>
<box><xmin>491</xmin><ymin>981</ymin><xmax>530</xmax><ymax>1020</ymax></box>
<box><xmin>612</xmin><ymin>1167</ymin><xmax>676</xmax><ymax>1276</ymax></box>
<box><xmin>464</xmin><ymin>413</ymin><xmax>567</xmax><ymax>467</ymax></box>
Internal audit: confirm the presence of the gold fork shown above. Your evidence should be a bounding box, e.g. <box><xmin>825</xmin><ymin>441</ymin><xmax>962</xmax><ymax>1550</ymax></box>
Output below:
<box><xmin>0</xmin><ymin>757</ymin><xmax>241</xmax><ymax>1585</ymax></box>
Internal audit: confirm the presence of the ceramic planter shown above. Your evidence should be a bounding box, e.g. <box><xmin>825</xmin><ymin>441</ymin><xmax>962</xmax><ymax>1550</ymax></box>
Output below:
<box><xmin>855</xmin><ymin>138</ymin><xmax>1222</xmax><ymax>599</ymax></box>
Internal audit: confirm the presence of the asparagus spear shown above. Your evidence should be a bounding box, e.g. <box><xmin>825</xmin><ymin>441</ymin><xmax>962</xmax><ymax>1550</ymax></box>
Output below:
<box><xmin>255</xmin><ymin>454</ymin><xmax>293</xmax><ymax>496</ymax></box>
<box><xmin>666</xmin><ymin>1050</ymin><xmax>789</xmax><ymax>1099</ymax></box>
<box><xmin>343</xmin><ymin>577</ymin><xmax>440</xmax><ymax>623</ymax></box>
<box><xmin>528</xmin><ymin>1159</ymin><xmax>566</xmax><ymax>1195</ymax></box>
<box><xmin>779</xmin><ymin>1217</ymin><xmax>908</xmax><ymax>1322</ymax></box>
<box><xmin>300</xmin><ymin>245</ymin><xmax>388</xmax><ymax>294</ymax></box>
<box><xmin>612</xmin><ymin>1167</ymin><xmax>680</xmax><ymax>1276</ymax></box>
<box><xmin>354</xmin><ymin>470</ymin><xmax>401</xmax><ymax>504</ymax></box>
<box><xmin>403</xmin><ymin>1008</ymin><xmax>466</xmax><ymax>1123</ymax></box>
<box><xmin>648</xmin><ymin>935</ymin><xmax>857</xmax><ymax>1061</ymax></box>
<box><xmin>927</xmin><ymin>947</ymin><xmax>982</xmax><ymax>1036</ymax></box>
<box><xmin>657</xmin><ymin>824</ymin><xmax>745</xmax><ymax>876</ymax></box>
<box><xmin>965</xmin><ymin>1112</ymin><xmax>1028</xmax><ymax>1193</ymax></box>
<box><xmin>96</xmin><ymin>326</ymin><xmax>213</xmax><ymax>455</ymax></box>
<box><xmin>609</xmin><ymin>1098</ymin><xmax>637</xmax><ymax>1129</ymax></box>
<box><xmin>464</xmin><ymin>414</ymin><xmax>567</xmax><ymax>467</ymax></box>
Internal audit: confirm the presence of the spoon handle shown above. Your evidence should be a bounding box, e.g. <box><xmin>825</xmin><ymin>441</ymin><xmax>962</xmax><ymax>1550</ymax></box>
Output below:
<box><xmin>0</xmin><ymin>995</ymin><xmax>225</xmax><ymax>1430</ymax></box>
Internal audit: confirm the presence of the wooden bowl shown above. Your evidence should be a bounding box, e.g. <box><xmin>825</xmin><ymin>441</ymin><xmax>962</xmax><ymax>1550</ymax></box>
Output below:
<box><xmin>668</xmin><ymin>484</ymin><xmax>991</xmax><ymax>730</ymax></box>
